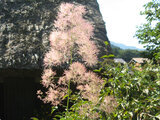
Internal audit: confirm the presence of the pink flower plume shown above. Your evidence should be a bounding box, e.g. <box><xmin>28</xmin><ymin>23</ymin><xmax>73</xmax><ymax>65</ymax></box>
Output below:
<box><xmin>41</xmin><ymin>68</ymin><xmax>56</xmax><ymax>87</ymax></box>
<box><xmin>44</xmin><ymin>2</ymin><xmax>99</xmax><ymax>67</ymax></box>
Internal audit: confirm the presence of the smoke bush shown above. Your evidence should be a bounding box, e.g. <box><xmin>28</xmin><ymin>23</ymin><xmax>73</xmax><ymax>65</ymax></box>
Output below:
<box><xmin>37</xmin><ymin>2</ymin><xmax>117</xmax><ymax>119</ymax></box>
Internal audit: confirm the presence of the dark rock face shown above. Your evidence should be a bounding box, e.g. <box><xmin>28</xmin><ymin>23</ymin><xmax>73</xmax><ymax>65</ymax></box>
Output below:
<box><xmin>0</xmin><ymin>0</ymin><xmax>111</xmax><ymax>69</ymax></box>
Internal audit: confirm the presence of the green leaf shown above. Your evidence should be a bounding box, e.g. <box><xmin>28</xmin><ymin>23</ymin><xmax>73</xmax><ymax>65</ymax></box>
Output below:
<box><xmin>63</xmin><ymin>95</ymin><xmax>68</xmax><ymax>100</ymax></box>
<box><xmin>93</xmin><ymin>68</ymin><xmax>102</xmax><ymax>72</ymax></box>
<box><xmin>30</xmin><ymin>117</ymin><xmax>39</xmax><ymax>120</ymax></box>
<box><xmin>51</xmin><ymin>106</ymin><xmax>58</xmax><ymax>114</ymax></box>
<box><xmin>55</xmin><ymin>114</ymin><xmax>62</xmax><ymax>118</ymax></box>
<box><xmin>104</xmin><ymin>41</ymin><xmax>109</xmax><ymax>46</ymax></box>
<box><xmin>101</xmin><ymin>54</ymin><xmax>114</xmax><ymax>58</ymax></box>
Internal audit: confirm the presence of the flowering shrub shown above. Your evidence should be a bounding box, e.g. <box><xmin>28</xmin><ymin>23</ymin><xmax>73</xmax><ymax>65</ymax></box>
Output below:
<box><xmin>35</xmin><ymin>2</ymin><xmax>117</xmax><ymax>120</ymax></box>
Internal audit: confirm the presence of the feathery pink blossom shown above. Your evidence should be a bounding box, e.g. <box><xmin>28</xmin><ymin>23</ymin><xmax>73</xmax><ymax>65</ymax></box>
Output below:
<box><xmin>58</xmin><ymin>62</ymin><xmax>104</xmax><ymax>104</ymax></box>
<box><xmin>44</xmin><ymin>3</ymin><xmax>99</xmax><ymax>67</ymax></box>
<box><xmin>38</xmin><ymin>80</ymin><xmax>67</xmax><ymax>106</ymax></box>
<box><xmin>44</xmin><ymin>49</ymin><xmax>63</xmax><ymax>67</ymax></box>
<box><xmin>42</xmin><ymin>87</ymin><xmax>67</xmax><ymax>106</ymax></box>
<box><xmin>78</xmin><ymin>40</ymin><xmax>99</xmax><ymax>66</ymax></box>
<box><xmin>37</xmin><ymin>90</ymin><xmax>43</xmax><ymax>100</ymax></box>
<box><xmin>58</xmin><ymin>62</ymin><xmax>86</xmax><ymax>85</ymax></box>
<box><xmin>100</xmin><ymin>96</ymin><xmax>118</xmax><ymax>114</ymax></box>
<box><xmin>54</xmin><ymin>3</ymin><xmax>86</xmax><ymax>31</ymax></box>
<box><xmin>39</xmin><ymin>62</ymin><xmax>105</xmax><ymax>107</ymax></box>
<box><xmin>41</xmin><ymin>69</ymin><xmax>56</xmax><ymax>87</ymax></box>
<box><xmin>77</xmin><ymin>71</ymin><xmax>104</xmax><ymax>103</ymax></box>
<box><xmin>39</xmin><ymin>3</ymin><xmax>102</xmax><ymax>108</ymax></box>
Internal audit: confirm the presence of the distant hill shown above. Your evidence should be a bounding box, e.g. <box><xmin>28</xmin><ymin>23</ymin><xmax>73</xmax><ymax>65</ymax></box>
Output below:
<box><xmin>110</xmin><ymin>41</ymin><xmax>144</xmax><ymax>50</ymax></box>
<box><xmin>110</xmin><ymin>42</ymin><xmax>144</xmax><ymax>62</ymax></box>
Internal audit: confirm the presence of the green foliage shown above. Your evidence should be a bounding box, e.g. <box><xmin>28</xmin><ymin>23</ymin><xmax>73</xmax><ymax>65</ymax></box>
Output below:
<box><xmin>135</xmin><ymin>0</ymin><xmax>160</xmax><ymax>61</ymax></box>
<box><xmin>34</xmin><ymin>54</ymin><xmax>160</xmax><ymax>120</ymax></box>
<box><xmin>97</xmin><ymin>59</ymin><xmax>160</xmax><ymax>120</ymax></box>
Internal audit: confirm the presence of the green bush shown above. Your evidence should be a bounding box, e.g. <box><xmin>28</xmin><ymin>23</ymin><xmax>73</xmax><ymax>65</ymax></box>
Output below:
<box><xmin>96</xmin><ymin>59</ymin><xmax>160</xmax><ymax>120</ymax></box>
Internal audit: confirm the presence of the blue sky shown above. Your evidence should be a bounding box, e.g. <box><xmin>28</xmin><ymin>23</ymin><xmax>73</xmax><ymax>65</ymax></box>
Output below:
<box><xmin>97</xmin><ymin>0</ymin><xmax>151</xmax><ymax>49</ymax></box>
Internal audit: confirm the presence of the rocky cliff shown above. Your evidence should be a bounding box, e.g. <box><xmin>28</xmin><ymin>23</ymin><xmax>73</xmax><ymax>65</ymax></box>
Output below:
<box><xmin>0</xmin><ymin>0</ymin><xmax>111</xmax><ymax>69</ymax></box>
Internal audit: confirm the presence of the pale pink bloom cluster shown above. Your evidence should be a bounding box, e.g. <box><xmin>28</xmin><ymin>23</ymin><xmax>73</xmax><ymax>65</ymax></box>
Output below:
<box><xmin>100</xmin><ymin>96</ymin><xmax>118</xmax><ymax>114</ymax></box>
<box><xmin>38</xmin><ymin>3</ymin><xmax>100</xmax><ymax>106</ymax></box>
<box><xmin>37</xmin><ymin>68</ymin><xmax>67</xmax><ymax>106</ymax></box>
<box><xmin>58</xmin><ymin>62</ymin><xmax>87</xmax><ymax>85</ymax></box>
<box><xmin>77</xmin><ymin>71</ymin><xmax>104</xmax><ymax>103</ymax></box>
<box><xmin>44</xmin><ymin>49</ymin><xmax>63</xmax><ymax>67</ymax></box>
<box><xmin>43</xmin><ymin>87</ymin><xmax>67</xmax><ymax>106</ymax></box>
<box><xmin>37</xmin><ymin>86</ymin><xmax>67</xmax><ymax>106</ymax></box>
<box><xmin>41</xmin><ymin>69</ymin><xmax>56</xmax><ymax>87</ymax></box>
<box><xmin>38</xmin><ymin>3</ymin><xmax>117</xmax><ymax>115</ymax></box>
<box><xmin>59</xmin><ymin>62</ymin><xmax>104</xmax><ymax>104</ymax></box>
<box><xmin>38</xmin><ymin>62</ymin><xmax>104</xmax><ymax>106</ymax></box>
<box><xmin>44</xmin><ymin>3</ymin><xmax>99</xmax><ymax>67</ymax></box>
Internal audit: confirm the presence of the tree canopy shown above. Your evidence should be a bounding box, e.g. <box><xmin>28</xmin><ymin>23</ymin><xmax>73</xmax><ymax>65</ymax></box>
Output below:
<box><xmin>135</xmin><ymin>0</ymin><xmax>160</xmax><ymax>61</ymax></box>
